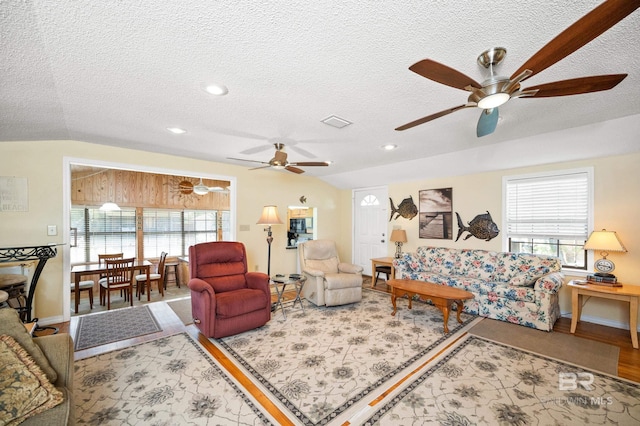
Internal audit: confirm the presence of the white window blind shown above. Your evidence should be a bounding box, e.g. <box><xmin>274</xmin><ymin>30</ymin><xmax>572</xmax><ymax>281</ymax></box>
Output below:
<box><xmin>183</xmin><ymin>210</ymin><xmax>217</xmax><ymax>249</ymax></box>
<box><xmin>70</xmin><ymin>207</ymin><xmax>136</xmax><ymax>263</ymax></box>
<box><xmin>505</xmin><ymin>170</ymin><xmax>590</xmax><ymax>240</ymax></box>
<box><xmin>143</xmin><ymin>209</ymin><xmax>184</xmax><ymax>258</ymax></box>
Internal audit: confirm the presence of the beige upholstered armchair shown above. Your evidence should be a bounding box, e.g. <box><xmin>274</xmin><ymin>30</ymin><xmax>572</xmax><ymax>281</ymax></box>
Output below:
<box><xmin>299</xmin><ymin>239</ymin><xmax>363</xmax><ymax>306</ymax></box>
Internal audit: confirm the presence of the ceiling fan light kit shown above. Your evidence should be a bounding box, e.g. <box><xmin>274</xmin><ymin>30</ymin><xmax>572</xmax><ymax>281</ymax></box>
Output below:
<box><xmin>396</xmin><ymin>0</ymin><xmax>638</xmax><ymax>137</ymax></box>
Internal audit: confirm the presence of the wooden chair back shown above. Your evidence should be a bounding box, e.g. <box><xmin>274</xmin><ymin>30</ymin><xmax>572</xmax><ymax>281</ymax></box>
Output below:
<box><xmin>99</xmin><ymin>253</ymin><xmax>124</xmax><ymax>278</ymax></box>
<box><xmin>103</xmin><ymin>257</ymin><xmax>135</xmax><ymax>310</ymax></box>
<box><xmin>157</xmin><ymin>252</ymin><xmax>168</xmax><ymax>282</ymax></box>
<box><xmin>105</xmin><ymin>257</ymin><xmax>135</xmax><ymax>288</ymax></box>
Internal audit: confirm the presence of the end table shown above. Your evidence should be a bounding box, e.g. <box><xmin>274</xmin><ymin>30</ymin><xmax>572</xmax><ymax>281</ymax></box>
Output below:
<box><xmin>568</xmin><ymin>280</ymin><xmax>639</xmax><ymax>349</ymax></box>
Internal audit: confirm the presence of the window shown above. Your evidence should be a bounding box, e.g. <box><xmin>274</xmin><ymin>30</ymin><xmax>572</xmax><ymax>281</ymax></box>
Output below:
<box><xmin>142</xmin><ymin>209</ymin><xmax>184</xmax><ymax>258</ymax></box>
<box><xmin>72</xmin><ymin>207</ymin><xmax>225</xmax><ymax>263</ymax></box>
<box><xmin>503</xmin><ymin>168</ymin><xmax>592</xmax><ymax>269</ymax></box>
<box><xmin>143</xmin><ymin>209</ymin><xmax>219</xmax><ymax>257</ymax></box>
<box><xmin>70</xmin><ymin>207</ymin><xmax>136</xmax><ymax>264</ymax></box>
<box><xmin>360</xmin><ymin>194</ymin><xmax>380</xmax><ymax>206</ymax></box>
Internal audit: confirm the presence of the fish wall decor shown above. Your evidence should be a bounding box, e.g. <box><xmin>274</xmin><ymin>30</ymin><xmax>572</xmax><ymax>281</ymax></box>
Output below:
<box><xmin>389</xmin><ymin>196</ymin><xmax>418</xmax><ymax>221</ymax></box>
<box><xmin>455</xmin><ymin>211</ymin><xmax>499</xmax><ymax>242</ymax></box>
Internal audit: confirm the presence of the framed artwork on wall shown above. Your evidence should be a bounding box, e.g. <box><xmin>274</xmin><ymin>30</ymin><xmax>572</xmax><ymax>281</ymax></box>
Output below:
<box><xmin>419</xmin><ymin>188</ymin><xmax>453</xmax><ymax>239</ymax></box>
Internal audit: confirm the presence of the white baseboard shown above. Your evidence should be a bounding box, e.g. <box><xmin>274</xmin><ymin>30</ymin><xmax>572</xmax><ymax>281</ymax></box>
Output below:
<box><xmin>35</xmin><ymin>315</ymin><xmax>65</xmax><ymax>327</ymax></box>
<box><xmin>561</xmin><ymin>311</ymin><xmax>639</xmax><ymax>332</ymax></box>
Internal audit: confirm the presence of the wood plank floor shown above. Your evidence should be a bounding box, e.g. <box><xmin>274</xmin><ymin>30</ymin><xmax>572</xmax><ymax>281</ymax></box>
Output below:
<box><xmin>42</xmin><ymin>277</ymin><xmax>640</xmax><ymax>386</ymax></box>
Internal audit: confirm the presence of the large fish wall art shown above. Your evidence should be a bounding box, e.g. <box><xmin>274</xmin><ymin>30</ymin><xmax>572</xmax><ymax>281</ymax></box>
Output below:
<box><xmin>389</xmin><ymin>196</ymin><xmax>418</xmax><ymax>221</ymax></box>
<box><xmin>455</xmin><ymin>211</ymin><xmax>500</xmax><ymax>242</ymax></box>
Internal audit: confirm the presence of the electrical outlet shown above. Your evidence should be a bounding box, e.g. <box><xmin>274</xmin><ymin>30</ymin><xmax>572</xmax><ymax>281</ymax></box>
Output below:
<box><xmin>47</xmin><ymin>225</ymin><xmax>57</xmax><ymax>236</ymax></box>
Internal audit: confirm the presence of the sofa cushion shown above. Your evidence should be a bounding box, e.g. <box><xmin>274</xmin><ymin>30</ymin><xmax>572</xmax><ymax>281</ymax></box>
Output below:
<box><xmin>0</xmin><ymin>309</ymin><xmax>57</xmax><ymax>383</ymax></box>
<box><xmin>0</xmin><ymin>335</ymin><xmax>64</xmax><ymax>425</ymax></box>
<box><xmin>456</xmin><ymin>249</ymin><xmax>497</xmax><ymax>281</ymax></box>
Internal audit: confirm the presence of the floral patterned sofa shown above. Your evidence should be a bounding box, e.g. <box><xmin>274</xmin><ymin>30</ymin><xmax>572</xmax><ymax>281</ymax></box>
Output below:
<box><xmin>393</xmin><ymin>246</ymin><xmax>564</xmax><ymax>331</ymax></box>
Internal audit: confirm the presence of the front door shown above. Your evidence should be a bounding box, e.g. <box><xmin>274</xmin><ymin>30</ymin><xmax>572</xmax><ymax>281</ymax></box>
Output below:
<box><xmin>353</xmin><ymin>187</ymin><xmax>388</xmax><ymax>276</ymax></box>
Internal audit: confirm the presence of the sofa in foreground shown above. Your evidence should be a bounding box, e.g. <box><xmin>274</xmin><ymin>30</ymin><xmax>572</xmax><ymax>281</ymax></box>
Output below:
<box><xmin>0</xmin><ymin>308</ymin><xmax>74</xmax><ymax>425</ymax></box>
<box><xmin>393</xmin><ymin>246</ymin><xmax>564</xmax><ymax>331</ymax></box>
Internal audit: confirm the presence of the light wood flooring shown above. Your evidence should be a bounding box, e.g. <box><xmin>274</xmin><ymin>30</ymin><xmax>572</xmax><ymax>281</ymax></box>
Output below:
<box><xmin>43</xmin><ymin>276</ymin><xmax>640</xmax><ymax>422</ymax></box>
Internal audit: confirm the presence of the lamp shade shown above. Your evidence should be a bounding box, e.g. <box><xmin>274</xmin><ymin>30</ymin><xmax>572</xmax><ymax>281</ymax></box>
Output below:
<box><xmin>257</xmin><ymin>205</ymin><xmax>283</xmax><ymax>225</ymax></box>
<box><xmin>390</xmin><ymin>229</ymin><xmax>407</xmax><ymax>243</ymax></box>
<box><xmin>584</xmin><ymin>229</ymin><xmax>626</xmax><ymax>253</ymax></box>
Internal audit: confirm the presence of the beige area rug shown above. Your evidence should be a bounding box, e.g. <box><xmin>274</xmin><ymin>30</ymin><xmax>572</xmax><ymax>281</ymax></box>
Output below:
<box><xmin>468</xmin><ymin>318</ymin><xmax>620</xmax><ymax>375</ymax></box>
<box><xmin>167</xmin><ymin>297</ymin><xmax>193</xmax><ymax>325</ymax></box>
<box><xmin>211</xmin><ymin>289</ymin><xmax>480</xmax><ymax>425</ymax></box>
<box><xmin>74</xmin><ymin>332</ymin><xmax>276</xmax><ymax>425</ymax></box>
<box><xmin>361</xmin><ymin>334</ymin><xmax>640</xmax><ymax>425</ymax></box>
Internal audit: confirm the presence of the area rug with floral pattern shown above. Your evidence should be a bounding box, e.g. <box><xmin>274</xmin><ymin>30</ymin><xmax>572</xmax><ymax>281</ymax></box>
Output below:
<box><xmin>74</xmin><ymin>332</ymin><xmax>276</xmax><ymax>425</ymax></box>
<box><xmin>360</xmin><ymin>334</ymin><xmax>640</xmax><ymax>425</ymax></box>
<box><xmin>211</xmin><ymin>288</ymin><xmax>480</xmax><ymax>425</ymax></box>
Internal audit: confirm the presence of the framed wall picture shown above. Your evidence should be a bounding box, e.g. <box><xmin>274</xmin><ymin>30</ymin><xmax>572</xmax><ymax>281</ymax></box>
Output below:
<box><xmin>419</xmin><ymin>188</ymin><xmax>453</xmax><ymax>239</ymax></box>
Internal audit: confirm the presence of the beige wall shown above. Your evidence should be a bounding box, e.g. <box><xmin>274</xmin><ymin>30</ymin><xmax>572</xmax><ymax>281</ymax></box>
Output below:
<box><xmin>2</xmin><ymin>139</ymin><xmax>638</xmax><ymax>331</ymax></box>
<box><xmin>0</xmin><ymin>140</ymin><xmax>346</xmax><ymax>323</ymax></box>
<box><xmin>387</xmin><ymin>152</ymin><xmax>640</xmax><ymax>330</ymax></box>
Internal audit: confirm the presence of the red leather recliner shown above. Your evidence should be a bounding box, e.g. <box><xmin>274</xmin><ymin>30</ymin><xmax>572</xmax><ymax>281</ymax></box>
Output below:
<box><xmin>188</xmin><ymin>241</ymin><xmax>271</xmax><ymax>338</ymax></box>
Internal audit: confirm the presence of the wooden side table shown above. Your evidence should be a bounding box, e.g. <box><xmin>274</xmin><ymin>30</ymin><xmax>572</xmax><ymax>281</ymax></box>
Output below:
<box><xmin>370</xmin><ymin>257</ymin><xmax>395</xmax><ymax>288</ymax></box>
<box><xmin>568</xmin><ymin>280</ymin><xmax>640</xmax><ymax>349</ymax></box>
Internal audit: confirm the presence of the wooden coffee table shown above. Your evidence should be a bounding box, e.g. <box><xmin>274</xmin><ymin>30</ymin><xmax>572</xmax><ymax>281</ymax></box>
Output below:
<box><xmin>389</xmin><ymin>279</ymin><xmax>474</xmax><ymax>333</ymax></box>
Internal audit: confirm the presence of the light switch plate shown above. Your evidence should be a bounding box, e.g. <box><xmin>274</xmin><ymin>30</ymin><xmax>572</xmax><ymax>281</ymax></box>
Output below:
<box><xmin>47</xmin><ymin>225</ymin><xmax>57</xmax><ymax>236</ymax></box>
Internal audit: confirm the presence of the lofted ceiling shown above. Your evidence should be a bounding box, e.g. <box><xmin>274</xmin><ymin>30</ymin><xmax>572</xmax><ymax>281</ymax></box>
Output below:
<box><xmin>1</xmin><ymin>0</ymin><xmax>639</xmax><ymax>188</ymax></box>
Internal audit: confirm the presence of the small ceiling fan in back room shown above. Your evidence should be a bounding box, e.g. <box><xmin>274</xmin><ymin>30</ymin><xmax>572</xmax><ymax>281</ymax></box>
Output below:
<box><xmin>228</xmin><ymin>143</ymin><xmax>330</xmax><ymax>174</ymax></box>
<box><xmin>396</xmin><ymin>0</ymin><xmax>639</xmax><ymax>137</ymax></box>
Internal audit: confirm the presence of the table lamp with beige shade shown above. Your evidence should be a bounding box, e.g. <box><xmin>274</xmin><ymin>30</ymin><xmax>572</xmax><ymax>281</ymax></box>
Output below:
<box><xmin>583</xmin><ymin>229</ymin><xmax>627</xmax><ymax>279</ymax></box>
<box><xmin>390</xmin><ymin>229</ymin><xmax>407</xmax><ymax>259</ymax></box>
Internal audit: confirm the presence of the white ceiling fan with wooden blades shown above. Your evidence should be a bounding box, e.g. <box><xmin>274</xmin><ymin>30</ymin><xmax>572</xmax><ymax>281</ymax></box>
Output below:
<box><xmin>228</xmin><ymin>143</ymin><xmax>330</xmax><ymax>174</ymax></box>
<box><xmin>396</xmin><ymin>0</ymin><xmax>639</xmax><ymax>137</ymax></box>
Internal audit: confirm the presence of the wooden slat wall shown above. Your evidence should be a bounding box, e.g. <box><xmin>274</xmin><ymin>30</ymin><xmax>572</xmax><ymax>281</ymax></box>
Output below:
<box><xmin>71</xmin><ymin>169</ymin><xmax>230</xmax><ymax>210</ymax></box>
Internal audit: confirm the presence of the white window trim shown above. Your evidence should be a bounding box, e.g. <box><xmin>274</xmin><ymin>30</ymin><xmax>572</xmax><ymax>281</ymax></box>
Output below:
<box><xmin>501</xmin><ymin>166</ymin><xmax>594</xmax><ymax>275</ymax></box>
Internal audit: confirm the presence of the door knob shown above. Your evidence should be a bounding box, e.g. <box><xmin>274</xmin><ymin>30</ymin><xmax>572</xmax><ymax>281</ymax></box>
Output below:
<box><xmin>381</xmin><ymin>239</ymin><xmax>385</xmax><ymax>243</ymax></box>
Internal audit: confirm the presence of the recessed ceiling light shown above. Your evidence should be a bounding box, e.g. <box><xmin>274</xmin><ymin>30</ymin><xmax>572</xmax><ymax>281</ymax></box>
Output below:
<box><xmin>382</xmin><ymin>144</ymin><xmax>397</xmax><ymax>151</ymax></box>
<box><xmin>204</xmin><ymin>83</ymin><xmax>229</xmax><ymax>96</ymax></box>
<box><xmin>167</xmin><ymin>127</ymin><xmax>186</xmax><ymax>134</ymax></box>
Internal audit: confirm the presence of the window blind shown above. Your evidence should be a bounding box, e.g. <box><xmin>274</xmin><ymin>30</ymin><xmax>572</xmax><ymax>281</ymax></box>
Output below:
<box><xmin>505</xmin><ymin>170</ymin><xmax>589</xmax><ymax>240</ymax></box>
<box><xmin>70</xmin><ymin>207</ymin><xmax>136</xmax><ymax>263</ymax></box>
<box><xmin>143</xmin><ymin>209</ymin><xmax>184</xmax><ymax>258</ymax></box>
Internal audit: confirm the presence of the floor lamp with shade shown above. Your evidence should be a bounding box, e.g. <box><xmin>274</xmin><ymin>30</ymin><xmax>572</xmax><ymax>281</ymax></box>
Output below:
<box><xmin>257</xmin><ymin>205</ymin><xmax>283</xmax><ymax>276</ymax></box>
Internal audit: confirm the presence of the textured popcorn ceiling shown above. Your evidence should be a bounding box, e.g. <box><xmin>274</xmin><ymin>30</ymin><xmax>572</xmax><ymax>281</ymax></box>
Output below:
<box><xmin>1</xmin><ymin>0</ymin><xmax>639</xmax><ymax>188</ymax></box>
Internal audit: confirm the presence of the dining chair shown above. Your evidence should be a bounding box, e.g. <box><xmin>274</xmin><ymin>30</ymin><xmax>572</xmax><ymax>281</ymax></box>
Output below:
<box><xmin>100</xmin><ymin>257</ymin><xmax>135</xmax><ymax>310</ymax></box>
<box><xmin>98</xmin><ymin>253</ymin><xmax>124</xmax><ymax>305</ymax></box>
<box><xmin>71</xmin><ymin>279</ymin><xmax>95</xmax><ymax>308</ymax></box>
<box><xmin>135</xmin><ymin>252</ymin><xmax>167</xmax><ymax>299</ymax></box>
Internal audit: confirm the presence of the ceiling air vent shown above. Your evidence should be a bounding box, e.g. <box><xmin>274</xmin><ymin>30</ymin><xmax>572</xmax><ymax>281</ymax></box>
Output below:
<box><xmin>321</xmin><ymin>115</ymin><xmax>352</xmax><ymax>129</ymax></box>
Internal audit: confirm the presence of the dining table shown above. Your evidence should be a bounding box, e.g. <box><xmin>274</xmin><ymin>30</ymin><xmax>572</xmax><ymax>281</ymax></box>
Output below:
<box><xmin>71</xmin><ymin>259</ymin><xmax>152</xmax><ymax>313</ymax></box>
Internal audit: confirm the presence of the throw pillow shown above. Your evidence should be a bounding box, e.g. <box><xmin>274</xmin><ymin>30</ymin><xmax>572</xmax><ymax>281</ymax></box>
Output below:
<box><xmin>0</xmin><ymin>335</ymin><xmax>64</xmax><ymax>426</ymax></box>
<box><xmin>0</xmin><ymin>309</ymin><xmax>57</xmax><ymax>383</ymax></box>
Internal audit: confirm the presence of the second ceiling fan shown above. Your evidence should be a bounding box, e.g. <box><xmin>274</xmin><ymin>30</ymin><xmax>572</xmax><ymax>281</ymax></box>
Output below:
<box><xmin>228</xmin><ymin>143</ymin><xmax>329</xmax><ymax>174</ymax></box>
<box><xmin>396</xmin><ymin>0</ymin><xmax>638</xmax><ymax>137</ymax></box>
